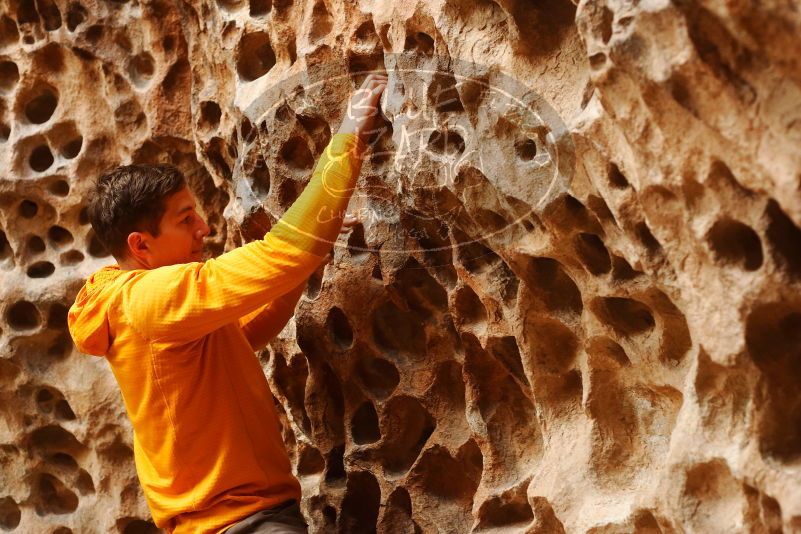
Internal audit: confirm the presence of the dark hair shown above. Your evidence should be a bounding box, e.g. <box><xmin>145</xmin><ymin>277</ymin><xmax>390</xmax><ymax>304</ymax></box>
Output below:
<box><xmin>87</xmin><ymin>164</ymin><xmax>186</xmax><ymax>258</ymax></box>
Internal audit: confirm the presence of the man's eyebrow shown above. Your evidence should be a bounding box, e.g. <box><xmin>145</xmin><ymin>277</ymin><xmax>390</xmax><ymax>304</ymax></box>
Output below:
<box><xmin>176</xmin><ymin>204</ymin><xmax>195</xmax><ymax>216</ymax></box>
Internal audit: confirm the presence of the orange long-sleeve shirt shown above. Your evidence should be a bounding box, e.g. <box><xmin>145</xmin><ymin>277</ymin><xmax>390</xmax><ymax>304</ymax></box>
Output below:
<box><xmin>68</xmin><ymin>133</ymin><xmax>365</xmax><ymax>533</ymax></box>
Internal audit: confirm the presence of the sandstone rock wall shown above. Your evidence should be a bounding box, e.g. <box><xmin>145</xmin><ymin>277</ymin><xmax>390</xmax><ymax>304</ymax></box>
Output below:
<box><xmin>1</xmin><ymin>0</ymin><xmax>800</xmax><ymax>532</ymax></box>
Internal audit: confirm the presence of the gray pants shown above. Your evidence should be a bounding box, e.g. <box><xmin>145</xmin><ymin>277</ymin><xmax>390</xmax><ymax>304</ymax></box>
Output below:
<box><xmin>224</xmin><ymin>501</ymin><xmax>308</xmax><ymax>534</ymax></box>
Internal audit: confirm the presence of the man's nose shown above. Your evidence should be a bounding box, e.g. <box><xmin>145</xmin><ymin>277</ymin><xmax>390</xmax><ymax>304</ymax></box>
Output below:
<box><xmin>195</xmin><ymin>219</ymin><xmax>211</xmax><ymax>239</ymax></box>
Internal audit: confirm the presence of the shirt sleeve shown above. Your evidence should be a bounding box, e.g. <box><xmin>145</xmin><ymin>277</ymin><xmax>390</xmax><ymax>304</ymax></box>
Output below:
<box><xmin>121</xmin><ymin>133</ymin><xmax>366</xmax><ymax>343</ymax></box>
<box><xmin>238</xmin><ymin>282</ymin><xmax>306</xmax><ymax>352</ymax></box>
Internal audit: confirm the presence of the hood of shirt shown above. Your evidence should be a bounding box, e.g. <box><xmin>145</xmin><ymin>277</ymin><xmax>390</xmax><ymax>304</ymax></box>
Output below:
<box><xmin>67</xmin><ymin>265</ymin><xmax>127</xmax><ymax>356</ymax></box>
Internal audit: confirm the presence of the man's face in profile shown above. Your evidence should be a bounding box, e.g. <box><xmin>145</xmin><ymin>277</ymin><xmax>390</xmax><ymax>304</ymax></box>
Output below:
<box><xmin>132</xmin><ymin>186</ymin><xmax>211</xmax><ymax>268</ymax></box>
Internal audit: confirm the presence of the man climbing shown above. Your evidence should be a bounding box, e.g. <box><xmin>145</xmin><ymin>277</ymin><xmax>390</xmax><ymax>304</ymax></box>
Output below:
<box><xmin>67</xmin><ymin>73</ymin><xmax>388</xmax><ymax>533</ymax></box>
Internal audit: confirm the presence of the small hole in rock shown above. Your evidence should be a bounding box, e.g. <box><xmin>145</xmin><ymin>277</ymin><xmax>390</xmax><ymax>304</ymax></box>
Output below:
<box><xmin>236</xmin><ymin>31</ymin><xmax>276</xmax><ymax>81</ymax></box>
<box><xmin>66</xmin><ymin>3</ymin><xmax>86</xmax><ymax>31</ymax></box>
<box><xmin>7</xmin><ymin>301</ymin><xmax>41</xmax><ymax>330</ymax></box>
<box><xmin>0</xmin><ymin>61</ymin><xmax>19</xmax><ymax>93</ymax></box>
<box><xmin>250</xmin><ymin>0</ymin><xmax>271</xmax><ymax>16</ymax></box>
<box><xmin>200</xmin><ymin>100</ymin><xmax>221</xmax><ymax>129</ymax></box>
<box><xmin>351</xmin><ymin>401</ymin><xmax>380</xmax><ymax>444</ymax></box>
<box><xmin>428</xmin><ymin>129</ymin><xmax>465</xmax><ymax>157</ymax></box>
<box><xmin>48</xmin><ymin>226</ymin><xmax>73</xmax><ymax>247</ymax></box>
<box><xmin>25</xmin><ymin>88</ymin><xmax>59</xmax><ymax>124</ymax></box>
<box><xmin>61</xmin><ymin>136</ymin><xmax>82</xmax><ymax>159</ymax></box>
<box><xmin>28</xmin><ymin>235</ymin><xmax>46</xmax><ymax>254</ymax></box>
<box><xmin>30</xmin><ymin>145</ymin><xmax>54</xmax><ymax>172</ymax></box>
<box><xmin>19</xmin><ymin>199</ymin><xmax>38</xmax><ymax>218</ymax></box>
<box><xmin>609</xmin><ymin>163</ymin><xmax>629</xmax><ymax>188</ymax></box>
<box><xmin>27</xmin><ymin>261</ymin><xmax>55</xmax><ymax>278</ymax></box>
<box><xmin>592</xmin><ymin>296</ymin><xmax>655</xmax><ymax>337</ymax></box>
<box><xmin>60</xmin><ymin>249</ymin><xmax>84</xmax><ymax>265</ymax></box>
<box><xmin>326</xmin><ymin>307</ymin><xmax>354</xmax><ymax>350</ymax></box>
<box><xmin>706</xmin><ymin>218</ymin><xmax>763</xmax><ymax>271</ymax></box>
<box><xmin>515</xmin><ymin>138</ymin><xmax>537</xmax><ymax>161</ymax></box>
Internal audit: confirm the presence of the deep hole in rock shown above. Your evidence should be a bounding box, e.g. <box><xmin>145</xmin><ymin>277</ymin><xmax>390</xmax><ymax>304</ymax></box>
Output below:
<box><xmin>48</xmin><ymin>225</ymin><xmax>73</xmax><ymax>247</ymax></box>
<box><xmin>199</xmin><ymin>100</ymin><xmax>221</xmax><ymax>129</ymax></box>
<box><xmin>17</xmin><ymin>0</ymin><xmax>40</xmax><ymax>26</ymax></box>
<box><xmin>326</xmin><ymin>307</ymin><xmax>354</xmax><ymax>350</ymax></box>
<box><xmin>122</xmin><ymin>519</ymin><xmax>160</xmax><ymax>534</ymax></box>
<box><xmin>0</xmin><ymin>496</ymin><xmax>21</xmax><ymax>529</ymax></box>
<box><xmin>324</xmin><ymin>444</ymin><xmax>346</xmax><ymax>483</ymax></box>
<box><xmin>404</xmin><ymin>31</ymin><xmax>435</xmax><ymax>57</ymax></box>
<box><xmin>60</xmin><ymin>249</ymin><xmax>84</xmax><ymax>265</ymax></box>
<box><xmin>592</xmin><ymin>296</ymin><xmax>655</xmax><ymax>337</ymax></box>
<box><xmin>297</xmin><ymin>445</ymin><xmax>325</xmax><ymax>476</ymax></box>
<box><xmin>34</xmin><ymin>473</ymin><xmax>79</xmax><ymax>515</ymax></box>
<box><xmin>7</xmin><ymin>300</ymin><xmax>41</xmax><ymax>330</ymax></box>
<box><xmin>27</xmin><ymin>261</ymin><xmax>55</xmax><ymax>278</ymax></box>
<box><xmin>706</xmin><ymin>218</ymin><xmax>763</xmax><ymax>271</ymax></box>
<box><xmin>574</xmin><ymin>232</ymin><xmax>611</xmax><ymax>275</ymax></box>
<box><xmin>66</xmin><ymin>3</ymin><xmax>86</xmax><ymax>31</ymax></box>
<box><xmin>0</xmin><ymin>231</ymin><xmax>11</xmax><ymax>261</ymax></box>
<box><xmin>408</xmin><ymin>445</ymin><xmax>480</xmax><ymax>504</ymax></box>
<box><xmin>745</xmin><ymin>303</ymin><xmax>801</xmax><ymax>463</ymax></box>
<box><xmin>19</xmin><ymin>199</ymin><xmax>38</xmax><ymax>218</ymax></box>
<box><xmin>250</xmin><ymin>155</ymin><xmax>270</xmax><ymax>197</ymax></box>
<box><xmin>454</xmin><ymin>285</ymin><xmax>487</xmax><ymax>327</ymax></box>
<box><xmin>346</xmin><ymin>224</ymin><xmax>369</xmax><ymax>258</ymax></box>
<box><xmin>75</xmin><ymin>469</ymin><xmax>94</xmax><ymax>494</ymax></box>
<box><xmin>765</xmin><ymin>200</ymin><xmax>801</xmax><ymax>278</ymax></box>
<box><xmin>128</xmin><ymin>52</ymin><xmax>155</xmax><ymax>84</ymax></box>
<box><xmin>60</xmin><ymin>136</ymin><xmax>82</xmax><ymax>159</ymax></box>
<box><xmin>30</xmin><ymin>144</ymin><xmax>54</xmax><ymax>172</ymax></box>
<box><xmin>0</xmin><ymin>61</ymin><xmax>19</xmax><ymax>92</ymax></box>
<box><xmin>339</xmin><ymin>471</ymin><xmax>381</xmax><ymax>532</ymax></box>
<box><xmin>309</xmin><ymin>0</ymin><xmax>333</xmax><ymax>42</ymax></box>
<box><xmin>515</xmin><ymin>138</ymin><xmax>537</xmax><ymax>161</ymax></box>
<box><xmin>635</xmin><ymin>221</ymin><xmax>662</xmax><ymax>255</ymax></box>
<box><xmin>55</xmin><ymin>399</ymin><xmax>76</xmax><ymax>420</ymax></box>
<box><xmin>322</xmin><ymin>505</ymin><xmax>336</xmax><ymax>526</ymax></box>
<box><xmin>250</xmin><ymin>0</ymin><xmax>271</xmax><ymax>16</ymax></box>
<box><xmin>380</xmin><ymin>487</ymin><xmax>415</xmax><ymax>531</ymax></box>
<box><xmin>236</xmin><ymin>31</ymin><xmax>276</xmax><ymax>81</ymax></box>
<box><xmin>607</xmin><ymin>163</ymin><xmax>629</xmax><ymax>189</ymax></box>
<box><xmin>27</xmin><ymin>235</ymin><xmax>46</xmax><ymax>254</ymax></box>
<box><xmin>280</xmin><ymin>136</ymin><xmax>313</xmax><ymax>170</ymax></box>
<box><xmin>0</xmin><ymin>16</ymin><xmax>19</xmax><ymax>48</ymax></box>
<box><xmin>48</xmin><ymin>303</ymin><xmax>68</xmax><ymax>329</ymax></box>
<box><xmin>427</xmin><ymin>129</ymin><xmax>465</xmax><ymax>157</ymax></box>
<box><xmin>25</xmin><ymin>87</ymin><xmax>59</xmax><ymax>124</ymax></box>
<box><xmin>351</xmin><ymin>401</ymin><xmax>380</xmax><ymax>444</ymax></box>
<box><xmin>429</xmin><ymin>72</ymin><xmax>464</xmax><ymax>113</ymax></box>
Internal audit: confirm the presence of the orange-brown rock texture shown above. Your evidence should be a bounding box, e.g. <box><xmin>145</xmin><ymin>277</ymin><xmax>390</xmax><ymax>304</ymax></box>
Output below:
<box><xmin>2</xmin><ymin>0</ymin><xmax>801</xmax><ymax>532</ymax></box>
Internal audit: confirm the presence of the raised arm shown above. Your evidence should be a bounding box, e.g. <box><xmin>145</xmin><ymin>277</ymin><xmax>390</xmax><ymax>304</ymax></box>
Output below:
<box><xmin>123</xmin><ymin>75</ymin><xmax>388</xmax><ymax>343</ymax></box>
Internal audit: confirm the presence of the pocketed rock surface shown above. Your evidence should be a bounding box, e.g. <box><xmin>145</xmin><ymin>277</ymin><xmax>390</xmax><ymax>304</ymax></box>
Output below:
<box><xmin>1</xmin><ymin>0</ymin><xmax>800</xmax><ymax>532</ymax></box>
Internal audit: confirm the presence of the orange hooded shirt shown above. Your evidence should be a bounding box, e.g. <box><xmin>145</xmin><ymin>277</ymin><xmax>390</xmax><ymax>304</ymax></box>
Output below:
<box><xmin>68</xmin><ymin>133</ymin><xmax>365</xmax><ymax>533</ymax></box>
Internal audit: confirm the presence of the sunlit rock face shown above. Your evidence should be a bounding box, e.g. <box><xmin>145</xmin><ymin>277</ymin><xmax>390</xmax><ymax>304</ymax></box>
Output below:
<box><xmin>1</xmin><ymin>0</ymin><xmax>800</xmax><ymax>532</ymax></box>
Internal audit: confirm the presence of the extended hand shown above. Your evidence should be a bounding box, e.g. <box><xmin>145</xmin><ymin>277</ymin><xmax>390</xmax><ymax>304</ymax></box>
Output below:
<box><xmin>337</xmin><ymin>74</ymin><xmax>388</xmax><ymax>145</ymax></box>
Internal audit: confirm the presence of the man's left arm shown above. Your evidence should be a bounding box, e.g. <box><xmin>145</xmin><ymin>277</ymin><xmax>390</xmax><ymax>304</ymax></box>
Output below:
<box><xmin>239</xmin><ymin>280</ymin><xmax>306</xmax><ymax>352</ymax></box>
<box><xmin>238</xmin><ymin>215</ymin><xmax>358</xmax><ymax>351</ymax></box>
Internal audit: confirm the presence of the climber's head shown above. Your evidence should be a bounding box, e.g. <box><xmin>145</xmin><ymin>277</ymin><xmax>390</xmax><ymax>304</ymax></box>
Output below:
<box><xmin>87</xmin><ymin>164</ymin><xmax>211</xmax><ymax>269</ymax></box>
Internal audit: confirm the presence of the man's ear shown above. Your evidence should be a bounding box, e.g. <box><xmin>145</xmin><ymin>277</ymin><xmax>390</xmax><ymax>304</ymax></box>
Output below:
<box><xmin>126</xmin><ymin>231</ymin><xmax>150</xmax><ymax>262</ymax></box>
